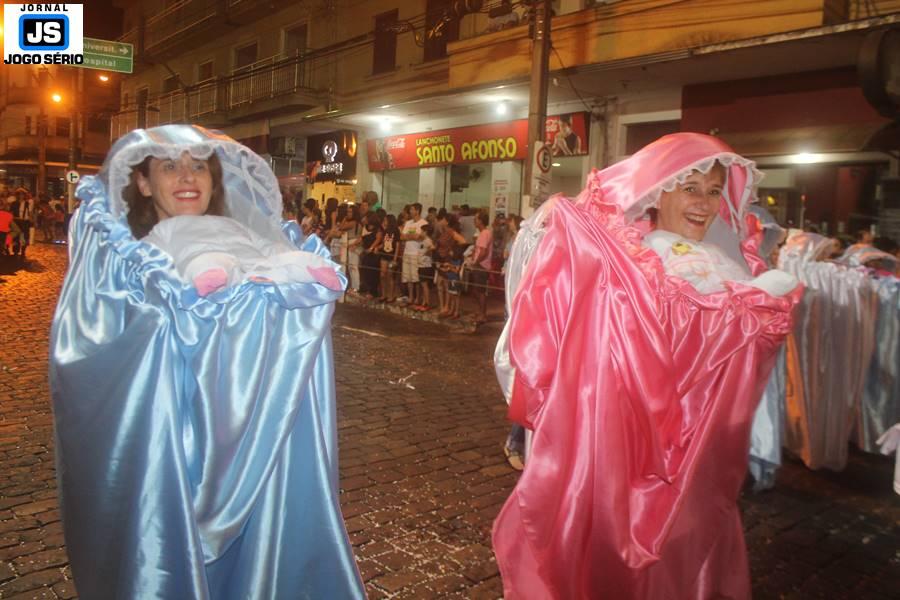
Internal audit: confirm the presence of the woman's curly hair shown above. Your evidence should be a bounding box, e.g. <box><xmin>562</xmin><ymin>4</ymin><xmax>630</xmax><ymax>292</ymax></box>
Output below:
<box><xmin>122</xmin><ymin>153</ymin><xmax>227</xmax><ymax>239</ymax></box>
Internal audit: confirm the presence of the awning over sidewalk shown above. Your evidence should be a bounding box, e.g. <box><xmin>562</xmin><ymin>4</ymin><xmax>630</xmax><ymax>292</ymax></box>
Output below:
<box><xmin>682</xmin><ymin>68</ymin><xmax>892</xmax><ymax>156</ymax></box>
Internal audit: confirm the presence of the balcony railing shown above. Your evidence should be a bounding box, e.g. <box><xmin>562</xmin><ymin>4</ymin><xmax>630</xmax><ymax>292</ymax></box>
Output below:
<box><xmin>458</xmin><ymin>0</ymin><xmax>588</xmax><ymax>41</ymax></box>
<box><xmin>228</xmin><ymin>53</ymin><xmax>312</xmax><ymax>109</ymax></box>
<box><xmin>110</xmin><ymin>52</ymin><xmax>320</xmax><ymax>140</ymax></box>
<box><xmin>144</xmin><ymin>0</ymin><xmax>219</xmax><ymax>51</ymax></box>
<box><xmin>118</xmin><ymin>0</ymin><xmax>274</xmax><ymax>56</ymax></box>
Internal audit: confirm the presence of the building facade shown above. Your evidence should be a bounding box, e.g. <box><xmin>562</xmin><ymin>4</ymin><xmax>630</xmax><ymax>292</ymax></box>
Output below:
<box><xmin>111</xmin><ymin>0</ymin><xmax>900</xmax><ymax>235</ymax></box>
<box><xmin>0</xmin><ymin>65</ymin><xmax>119</xmax><ymax>199</ymax></box>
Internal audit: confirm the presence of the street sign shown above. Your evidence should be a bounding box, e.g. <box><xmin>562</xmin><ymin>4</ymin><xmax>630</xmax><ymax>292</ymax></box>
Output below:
<box><xmin>536</xmin><ymin>145</ymin><xmax>552</xmax><ymax>174</ymax></box>
<box><xmin>66</xmin><ymin>170</ymin><xmax>80</xmax><ymax>184</ymax></box>
<box><xmin>530</xmin><ymin>144</ymin><xmax>552</xmax><ymax>207</ymax></box>
<box><xmin>78</xmin><ymin>37</ymin><xmax>134</xmax><ymax>74</ymax></box>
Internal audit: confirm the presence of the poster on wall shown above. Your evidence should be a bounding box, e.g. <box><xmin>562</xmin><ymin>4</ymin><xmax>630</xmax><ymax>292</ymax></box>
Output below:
<box><xmin>545</xmin><ymin>112</ymin><xmax>589</xmax><ymax>157</ymax></box>
<box><xmin>306</xmin><ymin>130</ymin><xmax>358</xmax><ymax>185</ymax></box>
<box><xmin>493</xmin><ymin>178</ymin><xmax>509</xmax><ymax>216</ymax></box>
<box><xmin>367</xmin><ymin>112</ymin><xmax>590</xmax><ymax>171</ymax></box>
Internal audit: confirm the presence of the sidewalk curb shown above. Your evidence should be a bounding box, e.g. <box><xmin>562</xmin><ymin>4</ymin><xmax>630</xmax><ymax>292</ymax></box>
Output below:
<box><xmin>341</xmin><ymin>293</ymin><xmax>481</xmax><ymax>333</ymax></box>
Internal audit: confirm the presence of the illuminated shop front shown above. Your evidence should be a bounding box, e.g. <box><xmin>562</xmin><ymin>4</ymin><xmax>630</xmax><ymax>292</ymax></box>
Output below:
<box><xmin>366</xmin><ymin>112</ymin><xmax>590</xmax><ymax>218</ymax></box>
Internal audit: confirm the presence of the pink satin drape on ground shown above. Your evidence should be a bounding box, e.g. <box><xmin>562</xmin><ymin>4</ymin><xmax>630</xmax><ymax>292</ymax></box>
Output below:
<box><xmin>493</xmin><ymin>134</ymin><xmax>800</xmax><ymax>600</ymax></box>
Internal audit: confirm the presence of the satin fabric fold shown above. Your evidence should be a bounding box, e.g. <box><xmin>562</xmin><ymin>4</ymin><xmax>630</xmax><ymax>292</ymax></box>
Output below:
<box><xmin>778</xmin><ymin>233</ymin><xmax>880</xmax><ymax>471</ymax></box>
<box><xmin>493</xmin><ymin>133</ymin><xmax>799</xmax><ymax>599</ymax></box>
<box><xmin>493</xmin><ymin>196</ymin><xmax>799</xmax><ymax>600</ymax></box>
<box><xmin>857</xmin><ymin>276</ymin><xmax>900</xmax><ymax>453</ymax></box>
<box><xmin>50</xmin><ymin>132</ymin><xmax>364</xmax><ymax>599</ymax></box>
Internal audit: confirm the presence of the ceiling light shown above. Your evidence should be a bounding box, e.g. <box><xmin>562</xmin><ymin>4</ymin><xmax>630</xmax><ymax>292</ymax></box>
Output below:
<box><xmin>791</xmin><ymin>152</ymin><xmax>823</xmax><ymax>164</ymax></box>
<box><xmin>379</xmin><ymin>120</ymin><xmax>392</xmax><ymax>133</ymax></box>
<box><xmin>496</xmin><ymin>102</ymin><xmax>508</xmax><ymax>116</ymax></box>
<box><xmin>98</xmin><ymin>74</ymin><xmax>110</xmax><ymax>82</ymax></box>
<box><xmin>380</xmin><ymin>104</ymin><xmax>391</xmax><ymax>109</ymax></box>
<box><xmin>552</xmin><ymin>162</ymin><xmax>561</xmax><ymax>167</ymax></box>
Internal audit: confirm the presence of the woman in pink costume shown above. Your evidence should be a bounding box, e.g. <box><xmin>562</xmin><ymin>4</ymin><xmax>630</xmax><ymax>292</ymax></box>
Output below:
<box><xmin>493</xmin><ymin>133</ymin><xmax>801</xmax><ymax>599</ymax></box>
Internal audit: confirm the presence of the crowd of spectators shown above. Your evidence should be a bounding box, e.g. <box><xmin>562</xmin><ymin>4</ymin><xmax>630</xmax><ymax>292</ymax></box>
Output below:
<box><xmin>288</xmin><ymin>191</ymin><xmax>522</xmax><ymax>323</ymax></box>
<box><xmin>1</xmin><ymin>188</ymin><xmax>72</xmax><ymax>262</ymax></box>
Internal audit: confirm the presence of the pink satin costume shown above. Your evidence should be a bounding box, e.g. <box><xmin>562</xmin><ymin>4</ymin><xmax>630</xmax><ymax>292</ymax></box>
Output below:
<box><xmin>493</xmin><ymin>133</ymin><xmax>801</xmax><ymax>599</ymax></box>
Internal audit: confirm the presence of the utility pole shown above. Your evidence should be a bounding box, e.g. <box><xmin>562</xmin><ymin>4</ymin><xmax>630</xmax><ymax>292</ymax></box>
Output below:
<box><xmin>523</xmin><ymin>0</ymin><xmax>552</xmax><ymax>211</ymax></box>
<box><xmin>37</xmin><ymin>108</ymin><xmax>47</xmax><ymax>196</ymax></box>
<box><xmin>67</xmin><ymin>68</ymin><xmax>84</xmax><ymax>213</ymax></box>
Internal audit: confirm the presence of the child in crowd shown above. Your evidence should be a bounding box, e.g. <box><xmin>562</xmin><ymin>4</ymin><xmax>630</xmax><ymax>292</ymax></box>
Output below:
<box><xmin>413</xmin><ymin>223</ymin><xmax>436</xmax><ymax>311</ymax></box>
<box><xmin>439</xmin><ymin>244</ymin><xmax>464</xmax><ymax>320</ymax></box>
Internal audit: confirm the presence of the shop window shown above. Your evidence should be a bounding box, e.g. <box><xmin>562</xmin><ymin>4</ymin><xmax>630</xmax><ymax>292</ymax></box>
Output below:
<box><xmin>373</xmin><ymin>9</ymin><xmax>399</xmax><ymax>75</ymax></box>
<box><xmin>447</xmin><ymin>163</ymin><xmax>492</xmax><ymax>210</ymax></box>
<box><xmin>382</xmin><ymin>168</ymin><xmax>420</xmax><ymax>213</ymax></box>
<box><xmin>424</xmin><ymin>0</ymin><xmax>459</xmax><ymax>62</ymax></box>
<box><xmin>198</xmin><ymin>61</ymin><xmax>214</xmax><ymax>82</ymax></box>
<box><xmin>624</xmin><ymin>120</ymin><xmax>680</xmax><ymax>155</ymax></box>
<box><xmin>56</xmin><ymin>116</ymin><xmax>71</xmax><ymax>137</ymax></box>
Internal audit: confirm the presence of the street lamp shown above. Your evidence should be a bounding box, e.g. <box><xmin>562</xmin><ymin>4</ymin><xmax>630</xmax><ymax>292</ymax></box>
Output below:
<box><xmin>51</xmin><ymin>92</ymin><xmax>63</xmax><ymax>103</ymax></box>
<box><xmin>98</xmin><ymin>74</ymin><xmax>110</xmax><ymax>82</ymax></box>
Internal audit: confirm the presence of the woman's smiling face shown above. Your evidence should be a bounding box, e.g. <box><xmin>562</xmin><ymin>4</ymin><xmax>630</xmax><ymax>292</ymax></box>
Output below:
<box><xmin>656</xmin><ymin>164</ymin><xmax>726</xmax><ymax>241</ymax></box>
<box><xmin>136</xmin><ymin>151</ymin><xmax>213</xmax><ymax>220</ymax></box>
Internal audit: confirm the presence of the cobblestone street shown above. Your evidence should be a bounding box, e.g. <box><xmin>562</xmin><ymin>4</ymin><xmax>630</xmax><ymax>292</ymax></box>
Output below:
<box><xmin>0</xmin><ymin>244</ymin><xmax>898</xmax><ymax>599</ymax></box>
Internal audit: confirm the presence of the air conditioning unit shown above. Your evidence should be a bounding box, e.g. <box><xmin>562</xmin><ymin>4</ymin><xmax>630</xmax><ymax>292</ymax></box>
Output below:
<box><xmin>270</xmin><ymin>136</ymin><xmax>297</xmax><ymax>157</ymax></box>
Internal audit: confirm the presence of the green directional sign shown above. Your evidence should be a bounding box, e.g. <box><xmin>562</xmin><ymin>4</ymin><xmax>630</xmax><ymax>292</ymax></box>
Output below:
<box><xmin>78</xmin><ymin>37</ymin><xmax>134</xmax><ymax>74</ymax></box>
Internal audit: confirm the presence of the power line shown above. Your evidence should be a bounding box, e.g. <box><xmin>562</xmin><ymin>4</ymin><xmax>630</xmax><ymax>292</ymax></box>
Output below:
<box><xmin>550</xmin><ymin>44</ymin><xmax>594</xmax><ymax>113</ymax></box>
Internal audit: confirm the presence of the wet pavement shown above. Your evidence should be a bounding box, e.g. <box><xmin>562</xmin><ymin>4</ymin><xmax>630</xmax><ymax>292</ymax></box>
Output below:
<box><xmin>0</xmin><ymin>244</ymin><xmax>898</xmax><ymax>599</ymax></box>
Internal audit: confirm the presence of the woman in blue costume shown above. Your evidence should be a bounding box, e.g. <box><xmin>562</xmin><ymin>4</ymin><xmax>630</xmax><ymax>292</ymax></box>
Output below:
<box><xmin>49</xmin><ymin>125</ymin><xmax>366</xmax><ymax>599</ymax></box>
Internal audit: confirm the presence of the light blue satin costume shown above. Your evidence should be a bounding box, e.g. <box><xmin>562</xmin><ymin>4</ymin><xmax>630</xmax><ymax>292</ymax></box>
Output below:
<box><xmin>857</xmin><ymin>273</ymin><xmax>900</xmax><ymax>453</ymax></box>
<box><xmin>49</xmin><ymin>125</ymin><xmax>366</xmax><ymax>599</ymax></box>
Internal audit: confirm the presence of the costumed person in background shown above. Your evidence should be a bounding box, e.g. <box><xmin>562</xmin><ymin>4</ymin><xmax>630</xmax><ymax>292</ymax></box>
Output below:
<box><xmin>492</xmin><ymin>133</ymin><xmax>801</xmax><ymax>599</ymax></box>
<box><xmin>778</xmin><ymin>231</ymin><xmax>879</xmax><ymax>472</ymax></box>
<box><xmin>743</xmin><ymin>204</ymin><xmax>792</xmax><ymax>490</ymax></box>
<box><xmin>49</xmin><ymin>125</ymin><xmax>365</xmax><ymax>599</ymax></box>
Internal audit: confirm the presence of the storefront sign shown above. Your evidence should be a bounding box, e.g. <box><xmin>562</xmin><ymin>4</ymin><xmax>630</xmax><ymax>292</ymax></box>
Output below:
<box><xmin>306</xmin><ymin>130</ymin><xmax>358</xmax><ymax>185</ymax></box>
<box><xmin>367</xmin><ymin>112</ymin><xmax>589</xmax><ymax>171</ymax></box>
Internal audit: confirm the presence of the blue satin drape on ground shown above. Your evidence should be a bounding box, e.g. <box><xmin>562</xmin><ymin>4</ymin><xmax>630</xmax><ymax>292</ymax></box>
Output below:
<box><xmin>50</xmin><ymin>177</ymin><xmax>365</xmax><ymax>599</ymax></box>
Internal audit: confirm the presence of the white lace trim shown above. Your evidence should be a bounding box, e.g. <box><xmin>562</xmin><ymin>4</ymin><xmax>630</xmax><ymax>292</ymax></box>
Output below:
<box><xmin>102</xmin><ymin>135</ymin><xmax>285</xmax><ymax>244</ymax></box>
<box><xmin>107</xmin><ymin>142</ymin><xmax>216</xmax><ymax>219</ymax></box>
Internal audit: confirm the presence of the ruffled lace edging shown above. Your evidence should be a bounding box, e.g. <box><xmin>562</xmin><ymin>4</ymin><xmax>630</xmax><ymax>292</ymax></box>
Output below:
<box><xmin>627</xmin><ymin>153</ymin><xmax>764</xmax><ymax>226</ymax></box>
<box><xmin>564</xmin><ymin>169</ymin><xmax>798</xmax><ymax>326</ymax></box>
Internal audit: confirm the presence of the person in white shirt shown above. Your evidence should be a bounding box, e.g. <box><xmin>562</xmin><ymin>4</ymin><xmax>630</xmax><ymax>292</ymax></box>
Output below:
<box><xmin>400</xmin><ymin>202</ymin><xmax>428</xmax><ymax>303</ymax></box>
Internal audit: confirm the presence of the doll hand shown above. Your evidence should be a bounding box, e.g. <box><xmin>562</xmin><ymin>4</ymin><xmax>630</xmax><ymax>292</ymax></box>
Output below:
<box><xmin>745</xmin><ymin>269</ymin><xmax>799</xmax><ymax>297</ymax></box>
<box><xmin>877</xmin><ymin>424</ymin><xmax>900</xmax><ymax>455</ymax></box>
<box><xmin>308</xmin><ymin>266</ymin><xmax>345</xmax><ymax>291</ymax></box>
<box><xmin>193</xmin><ymin>268</ymin><xmax>229</xmax><ymax>296</ymax></box>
